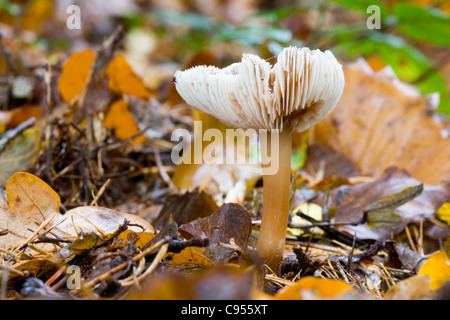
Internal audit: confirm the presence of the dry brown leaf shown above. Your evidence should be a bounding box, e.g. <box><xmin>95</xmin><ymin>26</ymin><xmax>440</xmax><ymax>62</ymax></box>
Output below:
<box><xmin>318</xmin><ymin>167</ymin><xmax>450</xmax><ymax>240</ymax></box>
<box><xmin>312</xmin><ymin>59</ymin><xmax>450</xmax><ymax>184</ymax></box>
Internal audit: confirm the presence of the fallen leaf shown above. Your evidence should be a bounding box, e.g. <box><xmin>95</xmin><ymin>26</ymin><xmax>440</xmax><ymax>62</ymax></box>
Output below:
<box><xmin>152</xmin><ymin>189</ymin><xmax>218</xmax><ymax>230</ymax></box>
<box><xmin>54</xmin><ymin>206</ymin><xmax>154</xmax><ymax>241</ymax></box>
<box><xmin>302</xmin><ymin>144</ymin><xmax>361</xmax><ymax>178</ymax></box>
<box><xmin>0</xmin><ymin>172</ymin><xmax>61</xmax><ymax>250</ymax></box>
<box><xmin>179</xmin><ymin>203</ymin><xmax>252</xmax><ymax>249</ymax></box>
<box><xmin>168</xmin><ymin>246</ymin><xmax>211</xmax><ymax>267</ymax></box>
<box><xmin>312</xmin><ymin>60</ymin><xmax>450</xmax><ymax>184</ymax></box>
<box><xmin>57</xmin><ymin>49</ymin><xmax>96</xmax><ymax>104</ymax></box>
<box><xmin>418</xmin><ymin>250</ymin><xmax>450</xmax><ymax>290</ymax></box>
<box><xmin>0</xmin><ymin>128</ymin><xmax>41</xmax><ymax>186</ymax></box>
<box><xmin>7</xmin><ymin>106</ymin><xmax>41</xmax><ymax>130</ymax></box>
<box><xmin>104</xmin><ymin>99</ymin><xmax>147</xmax><ymax>145</ymax></box>
<box><xmin>127</xmin><ymin>266</ymin><xmax>254</xmax><ymax>300</ymax></box>
<box><xmin>105</xmin><ymin>54</ymin><xmax>151</xmax><ymax>99</ymax></box>
<box><xmin>274</xmin><ymin>276</ymin><xmax>355</xmax><ymax>300</ymax></box>
<box><xmin>437</xmin><ymin>202</ymin><xmax>450</xmax><ymax>226</ymax></box>
<box><xmin>318</xmin><ymin>167</ymin><xmax>450</xmax><ymax>240</ymax></box>
<box><xmin>384</xmin><ymin>274</ymin><xmax>432</xmax><ymax>300</ymax></box>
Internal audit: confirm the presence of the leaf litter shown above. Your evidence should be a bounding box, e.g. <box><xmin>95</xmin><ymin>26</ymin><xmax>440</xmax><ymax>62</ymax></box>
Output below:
<box><xmin>0</xmin><ymin>17</ymin><xmax>449</xmax><ymax>301</ymax></box>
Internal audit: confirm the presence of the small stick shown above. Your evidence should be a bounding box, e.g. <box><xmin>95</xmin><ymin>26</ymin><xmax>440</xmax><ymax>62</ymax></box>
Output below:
<box><xmin>82</xmin><ymin>238</ymin><xmax>168</xmax><ymax>290</ymax></box>
<box><xmin>89</xmin><ymin>178</ymin><xmax>111</xmax><ymax>206</ymax></box>
<box><xmin>45</xmin><ymin>266</ymin><xmax>67</xmax><ymax>287</ymax></box>
<box><xmin>405</xmin><ymin>225</ymin><xmax>418</xmax><ymax>253</ymax></box>
<box><xmin>17</xmin><ymin>213</ymin><xmax>56</xmax><ymax>250</ymax></box>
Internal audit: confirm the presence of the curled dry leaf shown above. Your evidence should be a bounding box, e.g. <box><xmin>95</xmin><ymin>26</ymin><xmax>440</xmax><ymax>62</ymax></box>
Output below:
<box><xmin>312</xmin><ymin>59</ymin><xmax>450</xmax><ymax>184</ymax></box>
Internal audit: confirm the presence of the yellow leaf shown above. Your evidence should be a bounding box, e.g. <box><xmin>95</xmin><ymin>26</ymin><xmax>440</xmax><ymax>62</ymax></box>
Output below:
<box><xmin>437</xmin><ymin>202</ymin><xmax>450</xmax><ymax>225</ymax></box>
<box><xmin>0</xmin><ymin>172</ymin><xmax>62</xmax><ymax>250</ymax></box>
<box><xmin>418</xmin><ymin>250</ymin><xmax>450</xmax><ymax>290</ymax></box>
<box><xmin>106</xmin><ymin>55</ymin><xmax>151</xmax><ymax>99</ymax></box>
<box><xmin>58</xmin><ymin>49</ymin><xmax>96</xmax><ymax>104</ymax></box>
<box><xmin>7</xmin><ymin>172</ymin><xmax>60</xmax><ymax>217</ymax></box>
<box><xmin>104</xmin><ymin>99</ymin><xmax>147</xmax><ymax>145</ymax></box>
<box><xmin>168</xmin><ymin>247</ymin><xmax>211</xmax><ymax>267</ymax></box>
<box><xmin>274</xmin><ymin>276</ymin><xmax>354</xmax><ymax>300</ymax></box>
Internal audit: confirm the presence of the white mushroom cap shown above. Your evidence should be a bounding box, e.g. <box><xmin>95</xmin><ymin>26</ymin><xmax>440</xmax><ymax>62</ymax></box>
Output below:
<box><xmin>174</xmin><ymin>46</ymin><xmax>345</xmax><ymax>133</ymax></box>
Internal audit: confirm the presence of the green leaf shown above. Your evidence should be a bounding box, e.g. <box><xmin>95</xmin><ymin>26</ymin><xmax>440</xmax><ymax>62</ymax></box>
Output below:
<box><xmin>213</xmin><ymin>26</ymin><xmax>292</xmax><ymax>46</ymax></box>
<box><xmin>249</xmin><ymin>5</ymin><xmax>310</xmax><ymax>23</ymax></box>
<box><xmin>394</xmin><ymin>3</ymin><xmax>450</xmax><ymax>47</ymax></box>
<box><xmin>329</xmin><ymin>0</ymin><xmax>388</xmax><ymax>20</ymax></box>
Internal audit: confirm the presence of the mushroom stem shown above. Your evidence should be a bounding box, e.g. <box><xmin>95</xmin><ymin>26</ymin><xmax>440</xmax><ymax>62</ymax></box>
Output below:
<box><xmin>257</xmin><ymin>129</ymin><xmax>293</xmax><ymax>273</ymax></box>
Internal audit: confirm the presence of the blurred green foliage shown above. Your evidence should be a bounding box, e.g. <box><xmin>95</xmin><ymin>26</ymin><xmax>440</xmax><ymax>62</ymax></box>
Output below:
<box><xmin>141</xmin><ymin>0</ymin><xmax>450</xmax><ymax>115</ymax></box>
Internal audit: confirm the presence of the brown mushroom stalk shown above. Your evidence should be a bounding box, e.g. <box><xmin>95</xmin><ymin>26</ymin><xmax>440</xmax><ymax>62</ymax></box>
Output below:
<box><xmin>174</xmin><ymin>47</ymin><xmax>345</xmax><ymax>273</ymax></box>
<box><xmin>257</xmin><ymin>129</ymin><xmax>293</xmax><ymax>271</ymax></box>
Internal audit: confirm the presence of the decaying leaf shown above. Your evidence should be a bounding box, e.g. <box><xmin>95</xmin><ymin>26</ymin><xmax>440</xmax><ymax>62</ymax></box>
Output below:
<box><xmin>179</xmin><ymin>203</ymin><xmax>252</xmax><ymax>250</ymax></box>
<box><xmin>152</xmin><ymin>189</ymin><xmax>218</xmax><ymax>230</ymax></box>
<box><xmin>319</xmin><ymin>167</ymin><xmax>450</xmax><ymax>240</ymax></box>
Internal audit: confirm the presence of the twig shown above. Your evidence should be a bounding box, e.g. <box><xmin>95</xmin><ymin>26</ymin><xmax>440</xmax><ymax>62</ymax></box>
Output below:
<box><xmin>81</xmin><ymin>237</ymin><xmax>169</xmax><ymax>290</ymax></box>
<box><xmin>0</xmin><ymin>117</ymin><xmax>36</xmax><ymax>152</ymax></box>
<box><xmin>89</xmin><ymin>178</ymin><xmax>111</xmax><ymax>206</ymax></box>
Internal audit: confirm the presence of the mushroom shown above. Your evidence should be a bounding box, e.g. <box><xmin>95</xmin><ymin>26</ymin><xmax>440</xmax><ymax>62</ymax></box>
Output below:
<box><xmin>174</xmin><ymin>46</ymin><xmax>345</xmax><ymax>272</ymax></box>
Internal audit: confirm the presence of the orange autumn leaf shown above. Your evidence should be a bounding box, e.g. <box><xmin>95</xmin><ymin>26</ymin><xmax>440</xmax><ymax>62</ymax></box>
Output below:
<box><xmin>58</xmin><ymin>49</ymin><xmax>96</xmax><ymax>104</ymax></box>
<box><xmin>104</xmin><ymin>99</ymin><xmax>146</xmax><ymax>145</ymax></box>
<box><xmin>274</xmin><ymin>276</ymin><xmax>354</xmax><ymax>300</ymax></box>
<box><xmin>418</xmin><ymin>250</ymin><xmax>450</xmax><ymax>290</ymax></box>
<box><xmin>8</xmin><ymin>106</ymin><xmax>41</xmax><ymax>129</ymax></box>
<box><xmin>168</xmin><ymin>247</ymin><xmax>211</xmax><ymax>267</ymax></box>
<box><xmin>0</xmin><ymin>172</ymin><xmax>61</xmax><ymax>250</ymax></box>
<box><xmin>106</xmin><ymin>55</ymin><xmax>151</xmax><ymax>99</ymax></box>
